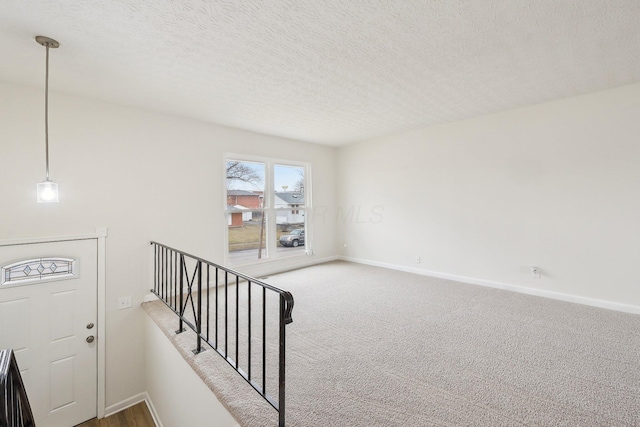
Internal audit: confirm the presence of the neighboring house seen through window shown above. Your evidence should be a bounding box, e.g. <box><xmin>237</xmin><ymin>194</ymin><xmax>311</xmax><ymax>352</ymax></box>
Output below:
<box><xmin>225</xmin><ymin>157</ymin><xmax>309</xmax><ymax>265</ymax></box>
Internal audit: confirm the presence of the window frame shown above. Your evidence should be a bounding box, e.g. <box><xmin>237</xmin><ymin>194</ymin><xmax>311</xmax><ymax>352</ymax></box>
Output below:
<box><xmin>224</xmin><ymin>154</ymin><xmax>312</xmax><ymax>267</ymax></box>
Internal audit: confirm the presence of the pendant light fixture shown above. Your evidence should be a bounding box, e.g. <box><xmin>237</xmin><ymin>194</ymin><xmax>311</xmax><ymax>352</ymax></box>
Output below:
<box><xmin>35</xmin><ymin>35</ymin><xmax>60</xmax><ymax>203</ymax></box>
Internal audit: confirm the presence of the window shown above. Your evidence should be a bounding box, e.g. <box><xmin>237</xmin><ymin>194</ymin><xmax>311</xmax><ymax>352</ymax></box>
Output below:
<box><xmin>225</xmin><ymin>156</ymin><xmax>310</xmax><ymax>265</ymax></box>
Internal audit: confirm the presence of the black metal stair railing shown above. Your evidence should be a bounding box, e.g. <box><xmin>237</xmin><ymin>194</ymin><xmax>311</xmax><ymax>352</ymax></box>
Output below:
<box><xmin>0</xmin><ymin>349</ymin><xmax>36</xmax><ymax>427</ymax></box>
<box><xmin>150</xmin><ymin>241</ymin><xmax>294</xmax><ymax>427</ymax></box>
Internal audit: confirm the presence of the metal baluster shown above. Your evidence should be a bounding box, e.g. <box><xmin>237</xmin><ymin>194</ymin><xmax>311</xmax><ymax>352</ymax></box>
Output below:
<box><xmin>153</xmin><ymin>244</ymin><xmax>157</xmax><ymax>294</ymax></box>
<box><xmin>236</xmin><ymin>275</ymin><xmax>239</xmax><ymax>368</ymax></box>
<box><xmin>177</xmin><ymin>254</ymin><xmax>185</xmax><ymax>334</ymax></box>
<box><xmin>279</xmin><ymin>294</ymin><xmax>287</xmax><ymax>427</ymax></box>
<box><xmin>194</xmin><ymin>261</ymin><xmax>203</xmax><ymax>354</ymax></box>
<box><xmin>169</xmin><ymin>249</ymin><xmax>173</xmax><ymax>309</ymax></box>
<box><xmin>155</xmin><ymin>243</ymin><xmax>159</xmax><ymax>296</ymax></box>
<box><xmin>172</xmin><ymin>250</ymin><xmax>177</xmax><ymax>311</ymax></box>
<box><xmin>163</xmin><ymin>247</ymin><xmax>167</xmax><ymax>301</ymax></box>
<box><xmin>225</xmin><ymin>271</ymin><xmax>228</xmax><ymax>356</ymax></box>
<box><xmin>215</xmin><ymin>267</ymin><xmax>219</xmax><ymax>349</ymax></box>
<box><xmin>169</xmin><ymin>249</ymin><xmax>172</xmax><ymax>310</ymax></box>
<box><xmin>206</xmin><ymin>264</ymin><xmax>210</xmax><ymax>342</ymax></box>
<box><xmin>173</xmin><ymin>249</ymin><xmax>177</xmax><ymax>309</ymax></box>
<box><xmin>262</xmin><ymin>286</ymin><xmax>266</xmax><ymax>393</ymax></box>
<box><xmin>166</xmin><ymin>248</ymin><xmax>170</xmax><ymax>307</ymax></box>
<box><xmin>160</xmin><ymin>246</ymin><xmax>164</xmax><ymax>299</ymax></box>
<box><xmin>248</xmin><ymin>280</ymin><xmax>252</xmax><ymax>381</ymax></box>
<box><xmin>167</xmin><ymin>251</ymin><xmax>178</xmax><ymax>310</ymax></box>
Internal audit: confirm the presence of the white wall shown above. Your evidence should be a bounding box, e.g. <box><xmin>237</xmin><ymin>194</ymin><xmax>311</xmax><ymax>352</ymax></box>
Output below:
<box><xmin>3</xmin><ymin>74</ymin><xmax>638</xmax><ymax>413</ymax></box>
<box><xmin>338</xmin><ymin>82</ymin><xmax>640</xmax><ymax>309</ymax></box>
<box><xmin>0</xmin><ymin>81</ymin><xmax>337</xmax><ymax>407</ymax></box>
<box><xmin>144</xmin><ymin>314</ymin><xmax>238</xmax><ymax>427</ymax></box>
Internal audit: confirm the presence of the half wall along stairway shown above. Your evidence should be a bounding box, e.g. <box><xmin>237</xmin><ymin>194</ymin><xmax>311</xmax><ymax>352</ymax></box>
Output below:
<box><xmin>150</xmin><ymin>241</ymin><xmax>295</xmax><ymax>427</ymax></box>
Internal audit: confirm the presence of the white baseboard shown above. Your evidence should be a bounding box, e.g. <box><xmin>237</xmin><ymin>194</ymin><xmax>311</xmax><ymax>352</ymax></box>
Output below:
<box><xmin>143</xmin><ymin>292</ymin><xmax>159</xmax><ymax>303</ymax></box>
<box><xmin>340</xmin><ymin>256</ymin><xmax>640</xmax><ymax>315</ymax></box>
<box><xmin>105</xmin><ymin>392</ymin><xmax>162</xmax><ymax>426</ymax></box>
<box><xmin>104</xmin><ymin>392</ymin><xmax>148</xmax><ymax>416</ymax></box>
<box><xmin>144</xmin><ymin>394</ymin><xmax>164</xmax><ymax>427</ymax></box>
<box><xmin>240</xmin><ymin>254</ymin><xmax>339</xmax><ymax>278</ymax></box>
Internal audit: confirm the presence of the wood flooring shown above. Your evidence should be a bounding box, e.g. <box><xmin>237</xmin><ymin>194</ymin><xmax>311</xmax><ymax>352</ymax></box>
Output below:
<box><xmin>76</xmin><ymin>402</ymin><xmax>155</xmax><ymax>427</ymax></box>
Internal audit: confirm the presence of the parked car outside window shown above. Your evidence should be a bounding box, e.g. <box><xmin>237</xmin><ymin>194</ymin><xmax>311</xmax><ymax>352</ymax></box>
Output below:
<box><xmin>279</xmin><ymin>229</ymin><xmax>305</xmax><ymax>247</ymax></box>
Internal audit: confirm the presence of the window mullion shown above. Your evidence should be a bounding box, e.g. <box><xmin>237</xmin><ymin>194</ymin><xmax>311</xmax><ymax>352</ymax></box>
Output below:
<box><xmin>265</xmin><ymin>161</ymin><xmax>277</xmax><ymax>259</ymax></box>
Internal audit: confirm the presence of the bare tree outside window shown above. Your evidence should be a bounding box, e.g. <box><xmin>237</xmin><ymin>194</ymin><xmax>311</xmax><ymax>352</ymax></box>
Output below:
<box><xmin>295</xmin><ymin>169</ymin><xmax>304</xmax><ymax>194</ymax></box>
<box><xmin>226</xmin><ymin>161</ymin><xmax>266</xmax><ymax>260</ymax></box>
<box><xmin>226</xmin><ymin>161</ymin><xmax>263</xmax><ymax>189</ymax></box>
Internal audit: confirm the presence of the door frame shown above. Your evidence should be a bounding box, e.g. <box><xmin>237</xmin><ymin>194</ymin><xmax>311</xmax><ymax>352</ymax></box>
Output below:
<box><xmin>0</xmin><ymin>228</ymin><xmax>107</xmax><ymax>419</ymax></box>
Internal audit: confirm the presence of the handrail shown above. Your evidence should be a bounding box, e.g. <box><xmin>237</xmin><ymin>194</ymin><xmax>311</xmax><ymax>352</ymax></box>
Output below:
<box><xmin>0</xmin><ymin>349</ymin><xmax>36</xmax><ymax>427</ymax></box>
<box><xmin>150</xmin><ymin>241</ymin><xmax>294</xmax><ymax>427</ymax></box>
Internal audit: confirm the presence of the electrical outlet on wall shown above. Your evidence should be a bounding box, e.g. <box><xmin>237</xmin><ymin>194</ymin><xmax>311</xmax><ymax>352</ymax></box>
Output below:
<box><xmin>415</xmin><ymin>256</ymin><xmax>421</xmax><ymax>264</ymax></box>
<box><xmin>118</xmin><ymin>296</ymin><xmax>132</xmax><ymax>309</ymax></box>
<box><xmin>530</xmin><ymin>266</ymin><xmax>541</xmax><ymax>278</ymax></box>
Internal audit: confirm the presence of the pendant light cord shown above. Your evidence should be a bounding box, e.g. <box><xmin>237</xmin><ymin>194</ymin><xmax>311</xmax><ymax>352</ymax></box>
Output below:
<box><xmin>44</xmin><ymin>43</ymin><xmax>50</xmax><ymax>181</ymax></box>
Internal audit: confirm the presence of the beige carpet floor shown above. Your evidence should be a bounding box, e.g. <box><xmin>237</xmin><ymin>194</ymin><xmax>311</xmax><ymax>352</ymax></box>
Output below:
<box><xmin>143</xmin><ymin>261</ymin><xmax>640</xmax><ymax>426</ymax></box>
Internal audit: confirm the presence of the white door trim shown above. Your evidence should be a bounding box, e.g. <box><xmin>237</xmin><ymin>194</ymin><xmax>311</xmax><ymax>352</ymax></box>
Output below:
<box><xmin>0</xmin><ymin>228</ymin><xmax>108</xmax><ymax>419</ymax></box>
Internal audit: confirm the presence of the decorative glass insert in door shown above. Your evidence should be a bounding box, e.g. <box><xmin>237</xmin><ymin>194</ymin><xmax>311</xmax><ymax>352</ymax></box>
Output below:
<box><xmin>1</xmin><ymin>258</ymin><xmax>75</xmax><ymax>286</ymax></box>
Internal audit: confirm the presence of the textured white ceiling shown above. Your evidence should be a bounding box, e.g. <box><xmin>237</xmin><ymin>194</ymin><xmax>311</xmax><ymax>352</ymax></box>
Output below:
<box><xmin>1</xmin><ymin>1</ymin><xmax>639</xmax><ymax>145</ymax></box>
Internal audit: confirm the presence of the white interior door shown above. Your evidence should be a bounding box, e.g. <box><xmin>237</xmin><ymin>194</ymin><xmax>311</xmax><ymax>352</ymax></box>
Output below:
<box><xmin>0</xmin><ymin>239</ymin><xmax>98</xmax><ymax>427</ymax></box>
